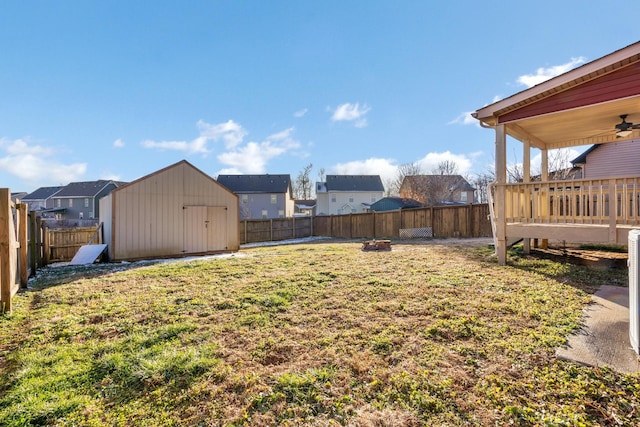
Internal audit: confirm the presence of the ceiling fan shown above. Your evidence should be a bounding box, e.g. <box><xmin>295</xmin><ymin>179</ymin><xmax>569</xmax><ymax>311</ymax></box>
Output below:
<box><xmin>615</xmin><ymin>114</ymin><xmax>640</xmax><ymax>138</ymax></box>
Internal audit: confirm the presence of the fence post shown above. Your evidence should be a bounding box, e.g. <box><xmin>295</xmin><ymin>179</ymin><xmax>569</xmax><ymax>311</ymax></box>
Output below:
<box><xmin>36</xmin><ymin>217</ymin><xmax>43</xmax><ymax>267</ymax></box>
<box><xmin>292</xmin><ymin>216</ymin><xmax>295</xmax><ymax>239</ymax></box>
<box><xmin>270</xmin><ymin>219</ymin><xmax>273</xmax><ymax>241</ymax></box>
<box><xmin>29</xmin><ymin>212</ymin><xmax>37</xmax><ymax>276</ymax></box>
<box><xmin>0</xmin><ymin>189</ymin><xmax>10</xmax><ymax>312</ymax></box>
<box><xmin>17</xmin><ymin>204</ymin><xmax>28</xmax><ymax>288</ymax></box>
<box><xmin>43</xmin><ymin>226</ymin><xmax>50</xmax><ymax>266</ymax></box>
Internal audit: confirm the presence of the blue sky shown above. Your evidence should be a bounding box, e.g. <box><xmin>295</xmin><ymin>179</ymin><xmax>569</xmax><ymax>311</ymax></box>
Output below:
<box><xmin>2</xmin><ymin>1</ymin><xmax>640</xmax><ymax>193</ymax></box>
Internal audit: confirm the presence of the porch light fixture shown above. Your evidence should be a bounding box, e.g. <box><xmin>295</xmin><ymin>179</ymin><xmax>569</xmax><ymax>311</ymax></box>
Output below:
<box><xmin>616</xmin><ymin>129</ymin><xmax>633</xmax><ymax>138</ymax></box>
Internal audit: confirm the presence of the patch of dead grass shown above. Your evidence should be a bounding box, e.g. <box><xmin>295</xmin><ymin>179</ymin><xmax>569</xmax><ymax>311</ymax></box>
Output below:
<box><xmin>0</xmin><ymin>240</ymin><xmax>637</xmax><ymax>426</ymax></box>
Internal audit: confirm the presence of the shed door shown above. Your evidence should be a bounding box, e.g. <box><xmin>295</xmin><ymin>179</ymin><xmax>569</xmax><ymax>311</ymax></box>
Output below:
<box><xmin>184</xmin><ymin>206</ymin><xmax>227</xmax><ymax>254</ymax></box>
<box><xmin>206</xmin><ymin>206</ymin><xmax>228</xmax><ymax>251</ymax></box>
<box><xmin>183</xmin><ymin>206</ymin><xmax>208</xmax><ymax>254</ymax></box>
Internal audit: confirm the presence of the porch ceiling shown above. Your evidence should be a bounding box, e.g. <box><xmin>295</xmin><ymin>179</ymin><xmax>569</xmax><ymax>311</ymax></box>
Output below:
<box><xmin>505</xmin><ymin>95</ymin><xmax>640</xmax><ymax>150</ymax></box>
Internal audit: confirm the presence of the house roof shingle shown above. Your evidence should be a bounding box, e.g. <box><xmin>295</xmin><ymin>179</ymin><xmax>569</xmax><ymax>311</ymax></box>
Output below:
<box><xmin>22</xmin><ymin>186</ymin><xmax>64</xmax><ymax>201</ymax></box>
<box><xmin>370</xmin><ymin>197</ymin><xmax>422</xmax><ymax>212</ymax></box>
<box><xmin>324</xmin><ymin>175</ymin><xmax>384</xmax><ymax>192</ymax></box>
<box><xmin>402</xmin><ymin>175</ymin><xmax>475</xmax><ymax>192</ymax></box>
<box><xmin>217</xmin><ymin>174</ymin><xmax>292</xmax><ymax>194</ymax></box>
<box><xmin>54</xmin><ymin>180</ymin><xmax>121</xmax><ymax>198</ymax></box>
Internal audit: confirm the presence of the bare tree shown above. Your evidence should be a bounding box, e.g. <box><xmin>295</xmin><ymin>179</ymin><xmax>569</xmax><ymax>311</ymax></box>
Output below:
<box><xmin>388</xmin><ymin>162</ymin><xmax>422</xmax><ymax>196</ymax></box>
<box><xmin>317</xmin><ymin>167</ymin><xmax>325</xmax><ymax>183</ymax></box>
<box><xmin>293</xmin><ymin>163</ymin><xmax>314</xmax><ymax>199</ymax></box>
<box><xmin>472</xmin><ymin>170</ymin><xmax>495</xmax><ymax>203</ymax></box>
<box><xmin>423</xmin><ymin>160</ymin><xmax>461</xmax><ymax>204</ymax></box>
<box><xmin>431</xmin><ymin>160</ymin><xmax>459</xmax><ymax>176</ymax></box>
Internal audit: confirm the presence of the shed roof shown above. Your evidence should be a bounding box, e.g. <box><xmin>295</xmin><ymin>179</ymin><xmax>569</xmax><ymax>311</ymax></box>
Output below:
<box><xmin>216</xmin><ymin>174</ymin><xmax>292</xmax><ymax>194</ymax></box>
<box><xmin>111</xmin><ymin>160</ymin><xmax>233</xmax><ymax>196</ymax></box>
<box><xmin>324</xmin><ymin>175</ymin><xmax>384</xmax><ymax>192</ymax></box>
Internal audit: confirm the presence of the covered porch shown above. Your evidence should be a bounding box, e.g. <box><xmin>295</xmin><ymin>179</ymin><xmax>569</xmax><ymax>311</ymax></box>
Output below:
<box><xmin>474</xmin><ymin>41</ymin><xmax>640</xmax><ymax>264</ymax></box>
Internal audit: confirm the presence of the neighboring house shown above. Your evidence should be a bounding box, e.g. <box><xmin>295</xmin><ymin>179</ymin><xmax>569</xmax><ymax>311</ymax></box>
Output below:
<box><xmin>52</xmin><ymin>180</ymin><xmax>124</xmax><ymax>220</ymax></box>
<box><xmin>399</xmin><ymin>175</ymin><xmax>475</xmax><ymax>206</ymax></box>
<box><xmin>571</xmin><ymin>139</ymin><xmax>640</xmax><ymax>179</ymax></box>
<box><xmin>217</xmin><ymin>174</ymin><xmax>295</xmax><ymax>219</ymax></box>
<box><xmin>370</xmin><ymin>197</ymin><xmax>422</xmax><ymax>212</ymax></box>
<box><xmin>294</xmin><ymin>199</ymin><xmax>316</xmax><ymax>216</ymax></box>
<box><xmin>10</xmin><ymin>192</ymin><xmax>28</xmax><ymax>202</ymax></box>
<box><xmin>21</xmin><ymin>186</ymin><xmax>64</xmax><ymax>212</ymax></box>
<box><xmin>316</xmin><ymin>175</ymin><xmax>384</xmax><ymax>215</ymax></box>
<box><xmin>101</xmin><ymin>160</ymin><xmax>239</xmax><ymax>261</ymax></box>
<box><xmin>530</xmin><ymin>167</ymin><xmax>583</xmax><ymax>181</ymax></box>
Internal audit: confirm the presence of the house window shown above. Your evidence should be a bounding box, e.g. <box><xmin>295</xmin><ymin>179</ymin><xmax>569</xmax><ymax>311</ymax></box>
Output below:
<box><xmin>349</xmin><ymin>195</ymin><xmax>354</xmax><ymax>203</ymax></box>
<box><xmin>241</xmin><ymin>194</ymin><xmax>248</xmax><ymax>204</ymax></box>
<box><xmin>271</xmin><ymin>194</ymin><xmax>277</xmax><ymax>204</ymax></box>
<box><xmin>84</xmin><ymin>198</ymin><xmax>89</xmax><ymax>207</ymax></box>
<box><xmin>460</xmin><ymin>192</ymin><xmax>468</xmax><ymax>202</ymax></box>
<box><xmin>56</xmin><ymin>199</ymin><xmax>61</xmax><ymax>208</ymax></box>
<box><xmin>371</xmin><ymin>195</ymin><xmax>376</xmax><ymax>202</ymax></box>
<box><xmin>69</xmin><ymin>198</ymin><xmax>73</xmax><ymax>207</ymax></box>
<box><xmin>79</xmin><ymin>212</ymin><xmax>84</xmax><ymax>219</ymax></box>
<box><xmin>351</xmin><ymin>208</ymin><xmax>357</xmax><ymax>213</ymax></box>
<box><xmin>278</xmin><ymin>210</ymin><xmax>284</xmax><ymax>218</ymax></box>
<box><xmin>261</xmin><ymin>210</ymin><xmax>268</xmax><ymax>219</ymax></box>
<box><xmin>331</xmin><ymin>194</ymin><xmax>336</xmax><ymax>203</ymax></box>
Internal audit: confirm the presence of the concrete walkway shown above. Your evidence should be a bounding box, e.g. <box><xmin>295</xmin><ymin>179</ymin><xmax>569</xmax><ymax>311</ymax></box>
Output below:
<box><xmin>556</xmin><ymin>285</ymin><xmax>640</xmax><ymax>374</ymax></box>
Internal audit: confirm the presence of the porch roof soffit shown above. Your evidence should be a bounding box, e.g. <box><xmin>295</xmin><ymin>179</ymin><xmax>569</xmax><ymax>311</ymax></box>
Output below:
<box><xmin>474</xmin><ymin>41</ymin><xmax>640</xmax><ymax>150</ymax></box>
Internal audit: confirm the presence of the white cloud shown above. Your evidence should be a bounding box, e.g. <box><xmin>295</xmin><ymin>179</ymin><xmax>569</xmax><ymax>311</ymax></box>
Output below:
<box><xmin>100</xmin><ymin>171</ymin><xmax>121</xmax><ymax>181</ymax></box>
<box><xmin>448</xmin><ymin>111</ymin><xmax>478</xmax><ymax>126</ymax></box>
<box><xmin>141</xmin><ymin>136</ymin><xmax>210</xmax><ymax>155</ymax></box>
<box><xmin>113</xmin><ymin>138</ymin><xmax>125</xmax><ymax>148</ymax></box>
<box><xmin>517</xmin><ymin>57</ymin><xmax>586</xmax><ymax>88</ymax></box>
<box><xmin>331</xmin><ymin>157</ymin><xmax>399</xmax><ymax>185</ymax></box>
<box><xmin>329</xmin><ymin>151</ymin><xmax>477</xmax><ymax>189</ymax></box>
<box><xmin>142</xmin><ymin>120</ymin><xmax>302</xmax><ymax>175</ymax></box>
<box><xmin>197</xmin><ymin>119</ymin><xmax>246</xmax><ymax>149</ymax></box>
<box><xmin>293</xmin><ymin>108</ymin><xmax>308</xmax><ymax>118</ymax></box>
<box><xmin>0</xmin><ymin>138</ymin><xmax>86</xmax><ymax>185</ymax></box>
<box><xmin>330</xmin><ymin>102</ymin><xmax>371</xmax><ymax>127</ymax></box>
<box><xmin>415</xmin><ymin>151</ymin><xmax>473</xmax><ymax>174</ymax></box>
<box><xmin>217</xmin><ymin>141</ymin><xmax>291</xmax><ymax>174</ymax></box>
<box><xmin>217</xmin><ymin>126</ymin><xmax>301</xmax><ymax>174</ymax></box>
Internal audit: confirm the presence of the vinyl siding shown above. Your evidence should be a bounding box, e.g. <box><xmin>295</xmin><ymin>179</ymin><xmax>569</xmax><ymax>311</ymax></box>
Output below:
<box><xmin>583</xmin><ymin>139</ymin><xmax>640</xmax><ymax>179</ymax></box>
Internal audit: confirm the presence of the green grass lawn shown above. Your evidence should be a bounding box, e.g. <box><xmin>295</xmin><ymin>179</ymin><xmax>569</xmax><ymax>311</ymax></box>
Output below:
<box><xmin>0</xmin><ymin>240</ymin><xmax>637</xmax><ymax>426</ymax></box>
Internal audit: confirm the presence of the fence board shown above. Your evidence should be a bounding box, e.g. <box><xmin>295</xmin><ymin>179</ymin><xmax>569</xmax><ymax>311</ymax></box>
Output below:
<box><xmin>46</xmin><ymin>226</ymin><xmax>101</xmax><ymax>262</ymax></box>
<box><xmin>314</xmin><ymin>204</ymin><xmax>492</xmax><ymax>240</ymax></box>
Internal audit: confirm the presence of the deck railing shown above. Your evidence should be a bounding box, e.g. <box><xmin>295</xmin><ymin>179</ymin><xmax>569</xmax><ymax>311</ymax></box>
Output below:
<box><xmin>501</xmin><ymin>176</ymin><xmax>640</xmax><ymax>226</ymax></box>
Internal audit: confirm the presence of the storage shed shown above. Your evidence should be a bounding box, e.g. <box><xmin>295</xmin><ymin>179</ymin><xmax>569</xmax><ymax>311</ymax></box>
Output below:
<box><xmin>100</xmin><ymin>160</ymin><xmax>239</xmax><ymax>261</ymax></box>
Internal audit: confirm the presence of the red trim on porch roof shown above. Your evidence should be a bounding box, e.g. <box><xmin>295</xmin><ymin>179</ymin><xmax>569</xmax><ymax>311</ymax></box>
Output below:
<box><xmin>497</xmin><ymin>61</ymin><xmax>640</xmax><ymax>124</ymax></box>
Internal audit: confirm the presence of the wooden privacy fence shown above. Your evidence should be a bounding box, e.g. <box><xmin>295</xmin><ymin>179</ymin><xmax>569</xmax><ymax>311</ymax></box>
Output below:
<box><xmin>241</xmin><ymin>216</ymin><xmax>313</xmax><ymax>244</ymax></box>
<box><xmin>44</xmin><ymin>225</ymin><xmax>102</xmax><ymax>262</ymax></box>
<box><xmin>314</xmin><ymin>204</ymin><xmax>492</xmax><ymax>239</ymax></box>
<box><xmin>0</xmin><ymin>189</ymin><xmax>28</xmax><ymax>312</ymax></box>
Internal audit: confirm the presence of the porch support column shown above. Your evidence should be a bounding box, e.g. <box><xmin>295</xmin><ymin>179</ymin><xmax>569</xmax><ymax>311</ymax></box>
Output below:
<box><xmin>522</xmin><ymin>140</ymin><xmax>531</xmax><ymax>254</ymax></box>
<box><xmin>495</xmin><ymin>124</ymin><xmax>507</xmax><ymax>265</ymax></box>
<box><xmin>541</xmin><ymin>149</ymin><xmax>549</xmax><ymax>181</ymax></box>
<box><xmin>540</xmin><ymin>149</ymin><xmax>549</xmax><ymax>249</ymax></box>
